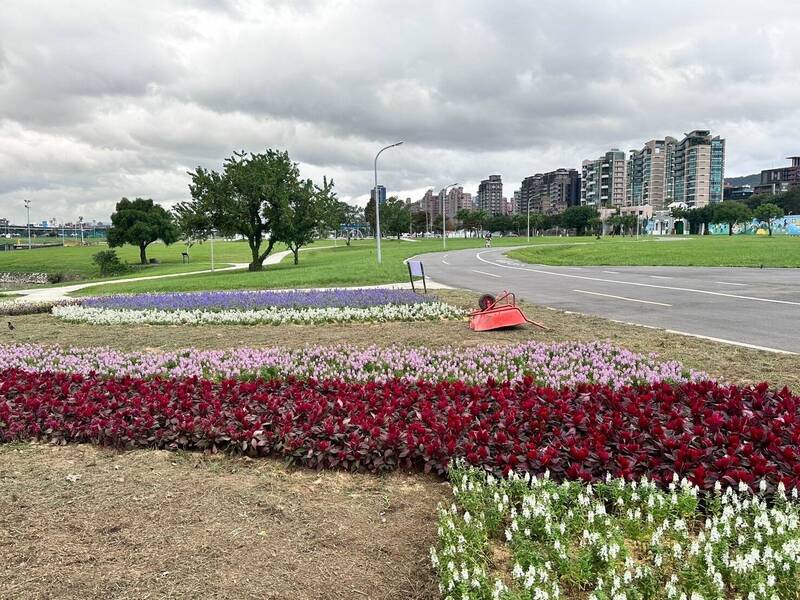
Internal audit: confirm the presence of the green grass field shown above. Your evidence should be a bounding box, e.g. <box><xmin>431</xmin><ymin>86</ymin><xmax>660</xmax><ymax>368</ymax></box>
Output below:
<box><xmin>507</xmin><ymin>235</ymin><xmax>800</xmax><ymax>268</ymax></box>
<box><xmin>74</xmin><ymin>237</ymin><xmax>538</xmax><ymax>295</ymax></box>
<box><xmin>0</xmin><ymin>239</ymin><xmax>301</xmax><ymax>282</ymax></box>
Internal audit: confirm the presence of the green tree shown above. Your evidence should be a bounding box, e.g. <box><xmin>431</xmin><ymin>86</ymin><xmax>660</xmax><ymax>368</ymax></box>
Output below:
<box><xmin>275</xmin><ymin>176</ymin><xmax>336</xmax><ymax>264</ymax></box>
<box><xmin>456</xmin><ymin>208</ymin><xmax>472</xmax><ymax>238</ymax></box>
<box><xmin>753</xmin><ymin>202</ymin><xmax>784</xmax><ymax>236</ymax></box>
<box><xmin>713</xmin><ymin>201</ymin><xmax>752</xmax><ymax>236</ymax></box>
<box><xmin>379</xmin><ymin>197</ymin><xmax>411</xmax><ymax>239</ymax></box>
<box><xmin>775</xmin><ymin>188</ymin><xmax>800</xmax><ymax>215</ymax></box>
<box><xmin>185</xmin><ymin>149</ymin><xmax>298</xmax><ymax>271</ymax></box>
<box><xmin>411</xmin><ymin>210</ymin><xmax>428</xmax><ymax>235</ymax></box>
<box><xmin>560</xmin><ymin>205</ymin><xmax>598</xmax><ymax>236</ymax></box>
<box><xmin>107</xmin><ymin>197</ymin><xmax>178</xmax><ymax>265</ymax></box>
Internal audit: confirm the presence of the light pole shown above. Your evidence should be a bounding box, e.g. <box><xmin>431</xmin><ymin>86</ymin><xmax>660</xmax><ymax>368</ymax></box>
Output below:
<box><xmin>441</xmin><ymin>183</ymin><xmax>459</xmax><ymax>249</ymax></box>
<box><xmin>526</xmin><ymin>197</ymin><xmax>531</xmax><ymax>242</ymax></box>
<box><xmin>373</xmin><ymin>141</ymin><xmax>403</xmax><ymax>265</ymax></box>
<box><xmin>78</xmin><ymin>216</ymin><xmax>84</xmax><ymax>246</ymax></box>
<box><xmin>24</xmin><ymin>199</ymin><xmax>31</xmax><ymax>249</ymax></box>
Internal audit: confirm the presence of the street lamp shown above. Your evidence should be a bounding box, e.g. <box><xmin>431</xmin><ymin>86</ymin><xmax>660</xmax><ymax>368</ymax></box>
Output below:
<box><xmin>373</xmin><ymin>141</ymin><xmax>404</xmax><ymax>265</ymax></box>
<box><xmin>526</xmin><ymin>196</ymin><xmax>531</xmax><ymax>242</ymax></box>
<box><xmin>78</xmin><ymin>216</ymin><xmax>84</xmax><ymax>246</ymax></box>
<box><xmin>24</xmin><ymin>199</ymin><xmax>31</xmax><ymax>249</ymax></box>
<box><xmin>441</xmin><ymin>183</ymin><xmax>459</xmax><ymax>249</ymax></box>
<box><xmin>210</xmin><ymin>229</ymin><xmax>216</xmax><ymax>272</ymax></box>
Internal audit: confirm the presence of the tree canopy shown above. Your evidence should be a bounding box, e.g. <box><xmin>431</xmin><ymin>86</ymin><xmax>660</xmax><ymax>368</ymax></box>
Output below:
<box><xmin>560</xmin><ymin>205</ymin><xmax>598</xmax><ymax>236</ymax></box>
<box><xmin>107</xmin><ymin>197</ymin><xmax>178</xmax><ymax>264</ymax></box>
<box><xmin>182</xmin><ymin>149</ymin><xmax>301</xmax><ymax>271</ymax></box>
<box><xmin>753</xmin><ymin>202</ymin><xmax>784</xmax><ymax>236</ymax></box>
<box><xmin>713</xmin><ymin>201</ymin><xmax>752</xmax><ymax>236</ymax></box>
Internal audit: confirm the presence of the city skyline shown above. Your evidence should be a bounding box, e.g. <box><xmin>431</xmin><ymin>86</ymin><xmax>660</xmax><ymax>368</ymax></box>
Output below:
<box><xmin>2</xmin><ymin>1</ymin><xmax>800</xmax><ymax>223</ymax></box>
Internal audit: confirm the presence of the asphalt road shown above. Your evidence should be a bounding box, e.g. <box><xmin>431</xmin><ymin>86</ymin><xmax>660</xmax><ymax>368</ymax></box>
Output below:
<box><xmin>416</xmin><ymin>245</ymin><xmax>800</xmax><ymax>354</ymax></box>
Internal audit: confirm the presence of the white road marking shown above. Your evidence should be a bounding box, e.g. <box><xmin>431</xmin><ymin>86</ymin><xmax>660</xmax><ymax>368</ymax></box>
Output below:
<box><xmin>662</xmin><ymin>330</ymin><xmax>798</xmax><ymax>355</ymax></box>
<box><xmin>648</xmin><ymin>275</ymin><xmax>673</xmax><ymax>280</ymax></box>
<box><xmin>471</xmin><ymin>269</ymin><xmax>502</xmax><ymax>278</ymax></box>
<box><xmin>475</xmin><ymin>251</ymin><xmax>800</xmax><ymax>307</ymax></box>
<box><xmin>441</xmin><ymin>255</ymin><xmax>450</xmax><ymax>265</ymax></box>
<box><xmin>602</xmin><ymin>270</ymin><xmax>619</xmax><ymax>274</ymax></box>
<box><xmin>574</xmin><ymin>289</ymin><xmax>672</xmax><ymax>307</ymax></box>
<box><xmin>714</xmin><ymin>281</ymin><xmax>747</xmax><ymax>287</ymax></box>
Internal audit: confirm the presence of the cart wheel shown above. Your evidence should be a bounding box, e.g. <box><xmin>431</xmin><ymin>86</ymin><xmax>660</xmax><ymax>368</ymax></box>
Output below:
<box><xmin>478</xmin><ymin>294</ymin><xmax>496</xmax><ymax>311</ymax></box>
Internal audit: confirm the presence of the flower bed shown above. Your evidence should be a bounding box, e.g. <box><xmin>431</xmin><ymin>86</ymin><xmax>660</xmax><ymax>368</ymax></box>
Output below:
<box><xmin>0</xmin><ymin>341</ymin><xmax>704</xmax><ymax>388</ymax></box>
<box><xmin>80</xmin><ymin>288</ymin><xmax>437</xmax><ymax>311</ymax></box>
<box><xmin>53</xmin><ymin>288</ymin><xmax>463</xmax><ymax>325</ymax></box>
<box><xmin>434</xmin><ymin>463</ymin><xmax>800</xmax><ymax>599</ymax></box>
<box><xmin>1</xmin><ymin>372</ymin><xmax>798</xmax><ymax>491</ymax></box>
<box><xmin>0</xmin><ymin>297</ymin><xmax>80</xmax><ymax>316</ymax></box>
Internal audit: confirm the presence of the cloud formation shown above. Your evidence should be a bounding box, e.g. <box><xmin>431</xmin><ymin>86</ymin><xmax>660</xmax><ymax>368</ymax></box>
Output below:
<box><xmin>1</xmin><ymin>0</ymin><xmax>799</xmax><ymax>223</ymax></box>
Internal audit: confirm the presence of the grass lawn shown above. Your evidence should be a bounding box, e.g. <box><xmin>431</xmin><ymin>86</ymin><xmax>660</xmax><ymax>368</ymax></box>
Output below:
<box><xmin>73</xmin><ymin>237</ymin><xmax>539</xmax><ymax>296</ymax></box>
<box><xmin>508</xmin><ymin>234</ymin><xmax>800</xmax><ymax>267</ymax></box>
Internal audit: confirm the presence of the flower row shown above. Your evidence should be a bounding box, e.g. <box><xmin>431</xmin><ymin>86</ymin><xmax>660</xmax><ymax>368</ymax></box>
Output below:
<box><xmin>0</xmin><ymin>297</ymin><xmax>79</xmax><ymax>316</ymax></box>
<box><xmin>435</xmin><ymin>463</ymin><xmax>800</xmax><ymax>600</ymax></box>
<box><xmin>1</xmin><ymin>371</ymin><xmax>798</xmax><ymax>491</ymax></box>
<box><xmin>0</xmin><ymin>341</ymin><xmax>704</xmax><ymax>388</ymax></box>
<box><xmin>80</xmin><ymin>288</ymin><xmax>437</xmax><ymax>311</ymax></box>
<box><xmin>52</xmin><ymin>301</ymin><xmax>464</xmax><ymax>325</ymax></box>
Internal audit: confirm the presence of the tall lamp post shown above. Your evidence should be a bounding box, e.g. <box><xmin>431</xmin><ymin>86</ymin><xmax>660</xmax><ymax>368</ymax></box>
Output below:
<box><xmin>24</xmin><ymin>199</ymin><xmax>31</xmax><ymax>249</ymax></box>
<box><xmin>78</xmin><ymin>216</ymin><xmax>84</xmax><ymax>246</ymax></box>
<box><xmin>373</xmin><ymin>141</ymin><xmax>403</xmax><ymax>265</ymax></box>
<box><xmin>441</xmin><ymin>183</ymin><xmax>459</xmax><ymax>249</ymax></box>
<box><xmin>526</xmin><ymin>196</ymin><xmax>531</xmax><ymax>242</ymax></box>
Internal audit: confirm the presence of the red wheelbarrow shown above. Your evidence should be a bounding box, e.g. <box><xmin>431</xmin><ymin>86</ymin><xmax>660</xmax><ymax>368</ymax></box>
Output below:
<box><xmin>468</xmin><ymin>290</ymin><xmax>548</xmax><ymax>332</ymax></box>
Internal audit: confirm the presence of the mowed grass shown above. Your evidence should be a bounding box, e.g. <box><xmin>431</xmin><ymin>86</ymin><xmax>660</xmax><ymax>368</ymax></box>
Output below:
<box><xmin>508</xmin><ymin>234</ymin><xmax>800</xmax><ymax>267</ymax></box>
<box><xmin>73</xmin><ymin>237</ymin><xmax>537</xmax><ymax>295</ymax></box>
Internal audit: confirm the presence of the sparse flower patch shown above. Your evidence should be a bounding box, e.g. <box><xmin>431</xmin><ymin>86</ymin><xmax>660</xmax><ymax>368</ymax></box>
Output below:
<box><xmin>434</xmin><ymin>462</ymin><xmax>800</xmax><ymax>599</ymax></box>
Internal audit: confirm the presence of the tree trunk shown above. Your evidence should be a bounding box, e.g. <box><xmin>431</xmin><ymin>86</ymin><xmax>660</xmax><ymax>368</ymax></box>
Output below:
<box><xmin>249</xmin><ymin>242</ymin><xmax>262</xmax><ymax>271</ymax></box>
<box><xmin>729</xmin><ymin>223</ymin><xmax>733</xmax><ymax>236</ymax></box>
<box><xmin>293</xmin><ymin>248</ymin><xmax>299</xmax><ymax>264</ymax></box>
<box><xmin>139</xmin><ymin>243</ymin><xmax>148</xmax><ymax>265</ymax></box>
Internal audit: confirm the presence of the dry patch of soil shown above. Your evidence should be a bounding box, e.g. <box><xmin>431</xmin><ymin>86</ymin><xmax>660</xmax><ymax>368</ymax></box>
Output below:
<box><xmin>0</xmin><ymin>444</ymin><xmax>449</xmax><ymax>600</ymax></box>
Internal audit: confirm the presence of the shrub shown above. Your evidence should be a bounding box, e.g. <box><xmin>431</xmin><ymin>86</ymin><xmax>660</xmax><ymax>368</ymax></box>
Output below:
<box><xmin>1</xmin><ymin>372</ymin><xmax>798</xmax><ymax>492</ymax></box>
<box><xmin>92</xmin><ymin>250</ymin><xmax>129</xmax><ymax>276</ymax></box>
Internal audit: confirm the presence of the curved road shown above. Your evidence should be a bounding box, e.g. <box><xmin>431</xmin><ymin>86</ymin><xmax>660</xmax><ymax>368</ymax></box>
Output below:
<box><xmin>417</xmin><ymin>245</ymin><xmax>800</xmax><ymax>354</ymax></box>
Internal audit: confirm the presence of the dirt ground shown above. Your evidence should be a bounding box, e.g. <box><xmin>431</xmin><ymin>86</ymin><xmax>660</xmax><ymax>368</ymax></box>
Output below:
<box><xmin>0</xmin><ymin>443</ymin><xmax>449</xmax><ymax>600</ymax></box>
<box><xmin>5</xmin><ymin>290</ymin><xmax>799</xmax><ymax>389</ymax></box>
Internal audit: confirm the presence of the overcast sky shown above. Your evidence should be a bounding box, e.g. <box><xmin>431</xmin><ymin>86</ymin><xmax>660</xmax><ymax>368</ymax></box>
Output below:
<box><xmin>1</xmin><ymin>0</ymin><xmax>799</xmax><ymax>223</ymax></box>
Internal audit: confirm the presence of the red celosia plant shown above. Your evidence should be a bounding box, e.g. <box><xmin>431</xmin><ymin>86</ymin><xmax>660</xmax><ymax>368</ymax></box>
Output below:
<box><xmin>1</xmin><ymin>369</ymin><xmax>798</xmax><ymax>492</ymax></box>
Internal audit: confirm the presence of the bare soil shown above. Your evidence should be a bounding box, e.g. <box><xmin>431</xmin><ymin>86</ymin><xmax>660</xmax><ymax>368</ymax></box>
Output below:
<box><xmin>0</xmin><ymin>443</ymin><xmax>449</xmax><ymax>600</ymax></box>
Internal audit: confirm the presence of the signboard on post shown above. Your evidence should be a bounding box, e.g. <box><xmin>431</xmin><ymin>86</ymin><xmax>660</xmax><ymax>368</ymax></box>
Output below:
<box><xmin>407</xmin><ymin>260</ymin><xmax>426</xmax><ymax>293</ymax></box>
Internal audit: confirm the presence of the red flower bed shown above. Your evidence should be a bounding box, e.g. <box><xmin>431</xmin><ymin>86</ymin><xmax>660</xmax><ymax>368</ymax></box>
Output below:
<box><xmin>1</xmin><ymin>369</ymin><xmax>799</xmax><ymax>491</ymax></box>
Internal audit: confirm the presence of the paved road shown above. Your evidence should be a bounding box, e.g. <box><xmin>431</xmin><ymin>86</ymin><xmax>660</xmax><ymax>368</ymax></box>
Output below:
<box><xmin>417</xmin><ymin>245</ymin><xmax>800</xmax><ymax>354</ymax></box>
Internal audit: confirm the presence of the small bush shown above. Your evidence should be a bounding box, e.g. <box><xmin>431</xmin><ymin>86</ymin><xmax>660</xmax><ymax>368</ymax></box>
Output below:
<box><xmin>92</xmin><ymin>250</ymin><xmax>129</xmax><ymax>276</ymax></box>
<box><xmin>47</xmin><ymin>272</ymin><xmax>65</xmax><ymax>284</ymax></box>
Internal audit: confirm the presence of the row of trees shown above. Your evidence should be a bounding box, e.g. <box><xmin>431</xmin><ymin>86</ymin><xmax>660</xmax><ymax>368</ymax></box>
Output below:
<box><xmin>108</xmin><ymin>149</ymin><xmax>345</xmax><ymax>270</ymax></box>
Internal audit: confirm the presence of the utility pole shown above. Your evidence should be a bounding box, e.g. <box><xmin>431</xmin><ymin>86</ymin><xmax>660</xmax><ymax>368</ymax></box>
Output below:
<box><xmin>24</xmin><ymin>199</ymin><xmax>31</xmax><ymax>249</ymax></box>
<box><xmin>78</xmin><ymin>216</ymin><xmax>84</xmax><ymax>245</ymax></box>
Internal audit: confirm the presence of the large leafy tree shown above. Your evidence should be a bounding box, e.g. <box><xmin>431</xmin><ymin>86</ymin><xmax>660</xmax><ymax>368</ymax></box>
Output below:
<box><xmin>713</xmin><ymin>201</ymin><xmax>752</xmax><ymax>236</ymax></box>
<box><xmin>753</xmin><ymin>203</ymin><xmax>784</xmax><ymax>236</ymax></box>
<box><xmin>185</xmin><ymin>149</ymin><xmax>298</xmax><ymax>271</ymax></box>
<box><xmin>275</xmin><ymin>176</ymin><xmax>337</xmax><ymax>264</ymax></box>
<box><xmin>560</xmin><ymin>205</ymin><xmax>598</xmax><ymax>236</ymax></box>
<box><xmin>107</xmin><ymin>197</ymin><xmax>178</xmax><ymax>265</ymax></box>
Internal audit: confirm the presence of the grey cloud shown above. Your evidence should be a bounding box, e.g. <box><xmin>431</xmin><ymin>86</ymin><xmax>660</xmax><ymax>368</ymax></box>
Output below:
<box><xmin>1</xmin><ymin>0</ymin><xmax>800</xmax><ymax>223</ymax></box>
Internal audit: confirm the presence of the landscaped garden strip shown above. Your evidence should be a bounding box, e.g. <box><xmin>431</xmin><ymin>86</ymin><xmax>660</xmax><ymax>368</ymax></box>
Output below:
<box><xmin>0</xmin><ymin>342</ymin><xmax>704</xmax><ymax>388</ymax></box>
<box><xmin>434</xmin><ymin>462</ymin><xmax>800</xmax><ymax>599</ymax></box>
<box><xmin>52</xmin><ymin>301</ymin><xmax>464</xmax><ymax>325</ymax></box>
<box><xmin>80</xmin><ymin>288</ymin><xmax>438</xmax><ymax>311</ymax></box>
<box><xmin>1</xmin><ymin>373</ymin><xmax>798</xmax><ymax>491</ymax></box>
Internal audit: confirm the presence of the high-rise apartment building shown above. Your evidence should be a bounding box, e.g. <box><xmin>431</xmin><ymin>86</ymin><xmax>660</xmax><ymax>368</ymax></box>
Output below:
<box><xmin>520</xmin><ymin>169</ymin><xmax>580</xmax><ymax>215</ymax></box>
<box><xmin>477</xmin><ymin>175</ymin><xmax>503</xmax><ymax>215</ymax></box>
<box><xmin>626</xmin><ymin>138</ymin><xmax>675</xmax><ymax>210</ymax></box>
<box><xmin>670</xmin><ymin>130</ymin><xmax>725</xmax><ymax>207</ymax></box>
<box><xmin>754</xmin><ymin>156</ymin><xmax>800</xmax><ymax>195</ymax></box>
<box><xmin>370</xmin><ymin>185</ymin><xmax>386</xmax><ymax>205</ymax></box>
<box><xmin>581</xmin><ymin>150</ymin><xmax>627</xmax><ymax>207</ymax></box>
<box><xmin>442</xmin><ymin>186</ymin><xmax>472</xmax><ymax>218</ymax></box>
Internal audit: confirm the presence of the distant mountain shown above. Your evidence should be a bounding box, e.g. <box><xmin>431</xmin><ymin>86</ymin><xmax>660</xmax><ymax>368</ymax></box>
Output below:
<box><xmin>725</xmin><ymin>173</ymin><xmax>760</xmax><ymax>187</ymax></box>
